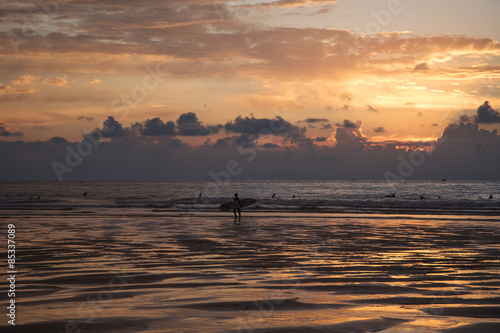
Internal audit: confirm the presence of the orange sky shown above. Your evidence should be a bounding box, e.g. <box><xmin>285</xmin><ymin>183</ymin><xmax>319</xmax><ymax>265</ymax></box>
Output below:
<box><xmin>0</xmin><ymin>0</ymin><xmax>499</xmax><ymax>145</ymax></box>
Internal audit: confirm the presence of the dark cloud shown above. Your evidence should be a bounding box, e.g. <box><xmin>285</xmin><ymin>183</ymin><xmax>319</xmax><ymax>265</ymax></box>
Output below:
<box><xmin>102</xmin><ymin>116</ymin><xmax>127</xmax><ymax>138</ymax></box>
<box><xmin>474</xmin><ymin>101</ymin><xmax>500</xmax><ymax>123</ymax></box>
<box><xmin>177</xmin><ymin>112</ymin><xmax>221</xmax><ymax>136</ymax></box>
<box><xmin>413</xmin><ymin>63</ymin><xmax>429</xmax><ymax>71</ymax></box>
<box><xmin>0</xmin><ymin>122</ymin><xmax>23</xmax><ymax>137</ymax></box>
<box><xmin>436</xmin><ymin>122</ymin><xmax>500</xmax><ymax>158</ymax></box>
<box><xmin>336</xmin><ymin>119</ymin><xmax>357</xmax><ymax>128</ymax></box>
<box><xmin>459</xmin><ymin>114</ymin><xmax>472</xmax><ymax>123</ymax></box>
<box><xmin>262</xmin><ymin>143</ymin><xmax>280</xmax><ymax>148</ymax></box>
<box><xmin>225</xmin><ymin>115</ymin><xmax>296</xmax><ymax>136</ymax></box>
<box><xmin>373</xmin><ymin>127</ymin><xmax>386</xmax><ymax>133</ymax></box>
<box><xmin>1</xmin><ymin>115</ymin><xmax>500</xmax><ymax>181</ymax></box>
<box><xmin>304</xmin><ymin>118</ymin><xmax>329</xmax><ymax>123</ymax></box>
<box><xmin>366</xmin><ymin>105</ymin><xmax>378</xmax><ymax>112</ymax></box>
<box><xmin>321</xmin><ymin>124</ymin><xmax>333</xmax><ymax>130</ymax></box>
<box><xmin>47</xmin><ymin>136</ymin><xmax>68</xmax><ymax>144</ymax></box>
<box><xmin>211</xmin><ymin>134</ymin><xmax>258</xmax><ymax>148</ymax></box>
<box><xmin>133</xmin><ymin>117</ymin><xmax>176</xmax><ymax>136</ymax></box>
<box><xmin>77</xmin><ymin>115</ymin><xmax>94</xmax><ymax>121</ymax></box>
<box><xmin>33</xmin><ymin>125</ymin><xmax>50</xmax><ymax>130</ymax></box>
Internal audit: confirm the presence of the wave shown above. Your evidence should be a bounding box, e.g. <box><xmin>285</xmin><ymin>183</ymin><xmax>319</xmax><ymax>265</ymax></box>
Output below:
<box><xmin>1</xmin><ymin>196</ymin><xmax>499</xmax><ymax>216</ymax></box>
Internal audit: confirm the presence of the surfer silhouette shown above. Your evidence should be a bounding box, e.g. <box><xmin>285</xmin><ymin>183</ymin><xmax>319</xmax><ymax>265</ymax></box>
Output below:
<box><xmin>233</xmin><ymin>193</ymin><xmax>242</xmax><ymax>220</ymax></box>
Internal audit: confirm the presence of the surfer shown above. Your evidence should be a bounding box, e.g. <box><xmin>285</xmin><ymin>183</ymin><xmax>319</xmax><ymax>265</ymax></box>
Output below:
<box><xmin>233</xmin><ymin>193</ymin><xmax>242</xmax><ymax>219</ymax></box>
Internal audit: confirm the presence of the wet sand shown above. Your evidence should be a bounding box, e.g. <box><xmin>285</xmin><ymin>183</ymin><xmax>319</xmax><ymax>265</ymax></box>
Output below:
<box><xmin>1</xmin><ymin>213</ymin><xmax>499</xmax><ymax>332</ymax></box>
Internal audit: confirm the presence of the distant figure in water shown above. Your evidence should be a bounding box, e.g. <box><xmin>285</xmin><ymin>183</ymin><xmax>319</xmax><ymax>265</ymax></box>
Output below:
<box><xmin>233</xmin><ymin>193</ymin><xmax>242</xmax><ymax>220</ymax></box>
<box><xmin>199</xmin><ymin>193</ymin><xmax>202</xmax><ymax>197</ymax></box>
<box><xmin>489</xmin><ymin>194</ymin><xmax>493</xmax><ymax>199</ymax></box>
<box><xmin>272</xmin><ymin>193</ymin><xmax>275</xmax><ymax>198</ymax></box>
<box><xmin>420</xmin><ymin>195</ymin><xmax>425</xmax><ymax>200</ymax></box>
<box><xmin>292</xmin><ymin>195</ymin><xmax>296</xmax><ymax>198</ymax></box>
<box><xmin>441</xmin><ymin>178</ymin><xmax>446</xmax><ymax>182</ymax></box>
<box><xmin>438</xmin><ymin>196</ymin><xmax>441</xmax><ymax>199</ymax></box>
<box><xmin>385</xmin><ymin>193</ymin><xmax>395</xmax><ymax>198</ymax></box>
<box><xmin>83</xmin><ymin>191</ymin><xmax>87</xmax><ymax>196</ymax></box>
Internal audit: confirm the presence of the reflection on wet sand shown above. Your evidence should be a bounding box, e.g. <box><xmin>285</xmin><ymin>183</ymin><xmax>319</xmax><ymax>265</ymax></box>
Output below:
<box><xmin>2</xmin><ymin>214</ymin><xmax>500</xmax><ymax>332</ymax></box>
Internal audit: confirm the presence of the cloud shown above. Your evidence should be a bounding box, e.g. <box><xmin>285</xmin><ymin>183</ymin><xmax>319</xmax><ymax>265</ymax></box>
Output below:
<box><xmin>459</xmin><ymin>114</ymin><xmax>472</xmax><ymax>123</ymax></box>
<box><xmin>334</xmin><ymin>119</ymin><xmax>366</xmax><ymax>151</ymax></box>
<box><xmin>133</xmin><ymin>117</ymin><xmax>176</xmax><ymax>136</ymax></box>
<box><xmin>90</xmin><ymin>79</ymin><xmax>102</xmax><ymax>85</ymax></box>
<box><xmin>366</xmin><ymin>105</ymin><xmax>378</xmax><ymax>112</ymax></box>
<box><xmin>373</xmin><ymin>127</ymin><xmax>386</xmax><ymax>133</ymax></box>
<box><xmin>339</xmin><ymin>93</ymin><xmax>352</xmax><ymax>103</ymax></box>
<box><xmin>43</xmin><ymin>76</ymin><xmax>68</xmax><ymax>87</ymax></box>
<box><xmin>0</xmin><ymin>83</ymin><xmax>37</xmax><ymax>95</ymax></box>
<box><xmin>77</xmin><ymin>115</ymin><xmax>95</xmax><ymax>121</ymax></box>
<box><xmin>413</xmin><ymin>63</ymin><xmax>429</xmax><ymax>71</ymax></box>
<box><xmin>225</xmin><ymin>115</ymin><xmax>291</xmax><ymax>135</ymax></box>
<box><xmin>321</xmin><ymin>124</ymin><xmax>333</xmax><ymax>130</ymax></box>
<box><xmin>47</xmin><ymin>136</ymin><xmax>68</xmax><ymax>144</ymax></box>
<box><xmin>262</xmin><ymin>143</ymin><xmax>280</xmax><ymax>148</ymax></box>
<box><xmin>0</xmin><ymin>122</ymin><xmax>24</xmax><ymax>137</ymax></box>
<box><xmin>11</xmin><ymin>75</ymin><xmax>41</xmax><ymax>86</ymax></box>
<box><xmin>1</xmin><ymin>114</ymin><xmax>500</xmax><ymax>181</ymax></box>
<box><xmin>474</xmin><ymin>101</ymin><xmax>500</xmax><ymax>123</ymax></box>
<box><xmin>437</xmin><ymin>122</ymin><xmax>500</xmax><ymax>157</ymax></box>
<box><xmin>243</xmin><ymin>0</ymin><xmax>338</xmax><ymax>9</ymax></box>
<box><xmin>336</xmin><ymin>119</ymin><xmax>357</xmax><ymax>128</ymax></box>
<box><xmin>224</xmin><ymin>115</ymin><xmax>313</xmax><ymax>148</ymax></box>
<box><xmin>177</xmin><ymin>112</ymin><xmax>221</xmax><ymax>136</ymax></box>
<box><xmin>304</xmin><ymin>118</ymin><xmax>329</xmax><ymax>123</ymax></box>
<box><xmin>101</xmin><ymin>116</ymin><xmax>127</xmax><ymax>138</ymax></box>
<box><xmin>33</xmin><ymin>125</ymin><xmax>50</xmax><ymax>130</ymax></box>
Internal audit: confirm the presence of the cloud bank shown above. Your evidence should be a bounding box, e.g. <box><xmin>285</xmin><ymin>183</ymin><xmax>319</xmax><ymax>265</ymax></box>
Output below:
<box><xmin>1</xmin><ymin>103</ymin><xmax>499</xmax><ymax>181</ymax></box>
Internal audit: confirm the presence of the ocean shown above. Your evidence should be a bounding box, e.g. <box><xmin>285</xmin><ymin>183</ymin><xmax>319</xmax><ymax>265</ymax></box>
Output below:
<box><xmin>1</xmin><ymin>180</ymin><xmax>499</xmax><ymax>216</ymax></box>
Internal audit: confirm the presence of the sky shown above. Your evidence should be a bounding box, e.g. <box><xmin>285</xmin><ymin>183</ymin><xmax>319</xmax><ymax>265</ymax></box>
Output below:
<box><xmin>1</xmin><ymin>0</ymin><xmax>500</xmax><ymax>181</ymax></box>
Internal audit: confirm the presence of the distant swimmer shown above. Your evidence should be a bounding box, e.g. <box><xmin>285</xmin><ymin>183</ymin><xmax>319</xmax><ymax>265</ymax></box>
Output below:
<box><xmin>83</xmin><ymin>191</ymin><xmax>87</xmax><ymax>196</ymax></box>
<box><xmin>441</xmin><ymin>178</ymin><xmax>446</xmax><ymax>182</ymax></box>
<box><xmin>199</xmin><ymin>193</ymin><xmax>202</xmax><ymax>197</ymax></box>
<box><xmin>489</xmin><ymin>194</ymin><xmax>493</xmax><ymax>199</ymax></box>
<box><xmin>420</xmin><ymin>195</ymin><xmax>425</xmax><ymax>200</ymax></box>
<box><xmin>385</xmin><ymin>193</ymin><xmax>396</xmax><ymax>198</ymax></box>
<box><xmin>292</xmin><ymin>195</ymin><xmax>296</xmax><ymax>198</ymax></box>
<box><xmin>272</xmin><ymin>193</ymin><xmax>275</xmax><ymax>198</ymax></box>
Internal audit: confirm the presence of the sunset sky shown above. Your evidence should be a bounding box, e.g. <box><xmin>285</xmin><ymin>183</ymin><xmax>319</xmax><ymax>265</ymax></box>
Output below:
<box><xmin>1</xmin><ymin>0</ymin><xmax>500</xmax><ymax>180</ymax></box>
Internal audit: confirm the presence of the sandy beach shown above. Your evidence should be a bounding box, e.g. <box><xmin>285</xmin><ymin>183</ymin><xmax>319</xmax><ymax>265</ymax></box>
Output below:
<box><xmin>2</xmin><ymin>211</ymin><xmax>499</xmax><ymax>332</ymax></box>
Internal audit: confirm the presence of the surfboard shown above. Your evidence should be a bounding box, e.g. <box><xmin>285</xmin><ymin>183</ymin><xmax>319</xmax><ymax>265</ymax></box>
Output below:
<box><xmin>219</xmin><ymin>198</ymin><xmax>256</xmax><ymax>211</ymax></box>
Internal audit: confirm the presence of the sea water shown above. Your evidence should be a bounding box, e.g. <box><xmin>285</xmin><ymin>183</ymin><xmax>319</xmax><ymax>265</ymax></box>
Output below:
<box><xmin>0</xmin><ymin>180</ymin><xmax>498</xmax><ymax>215</ymax></box>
